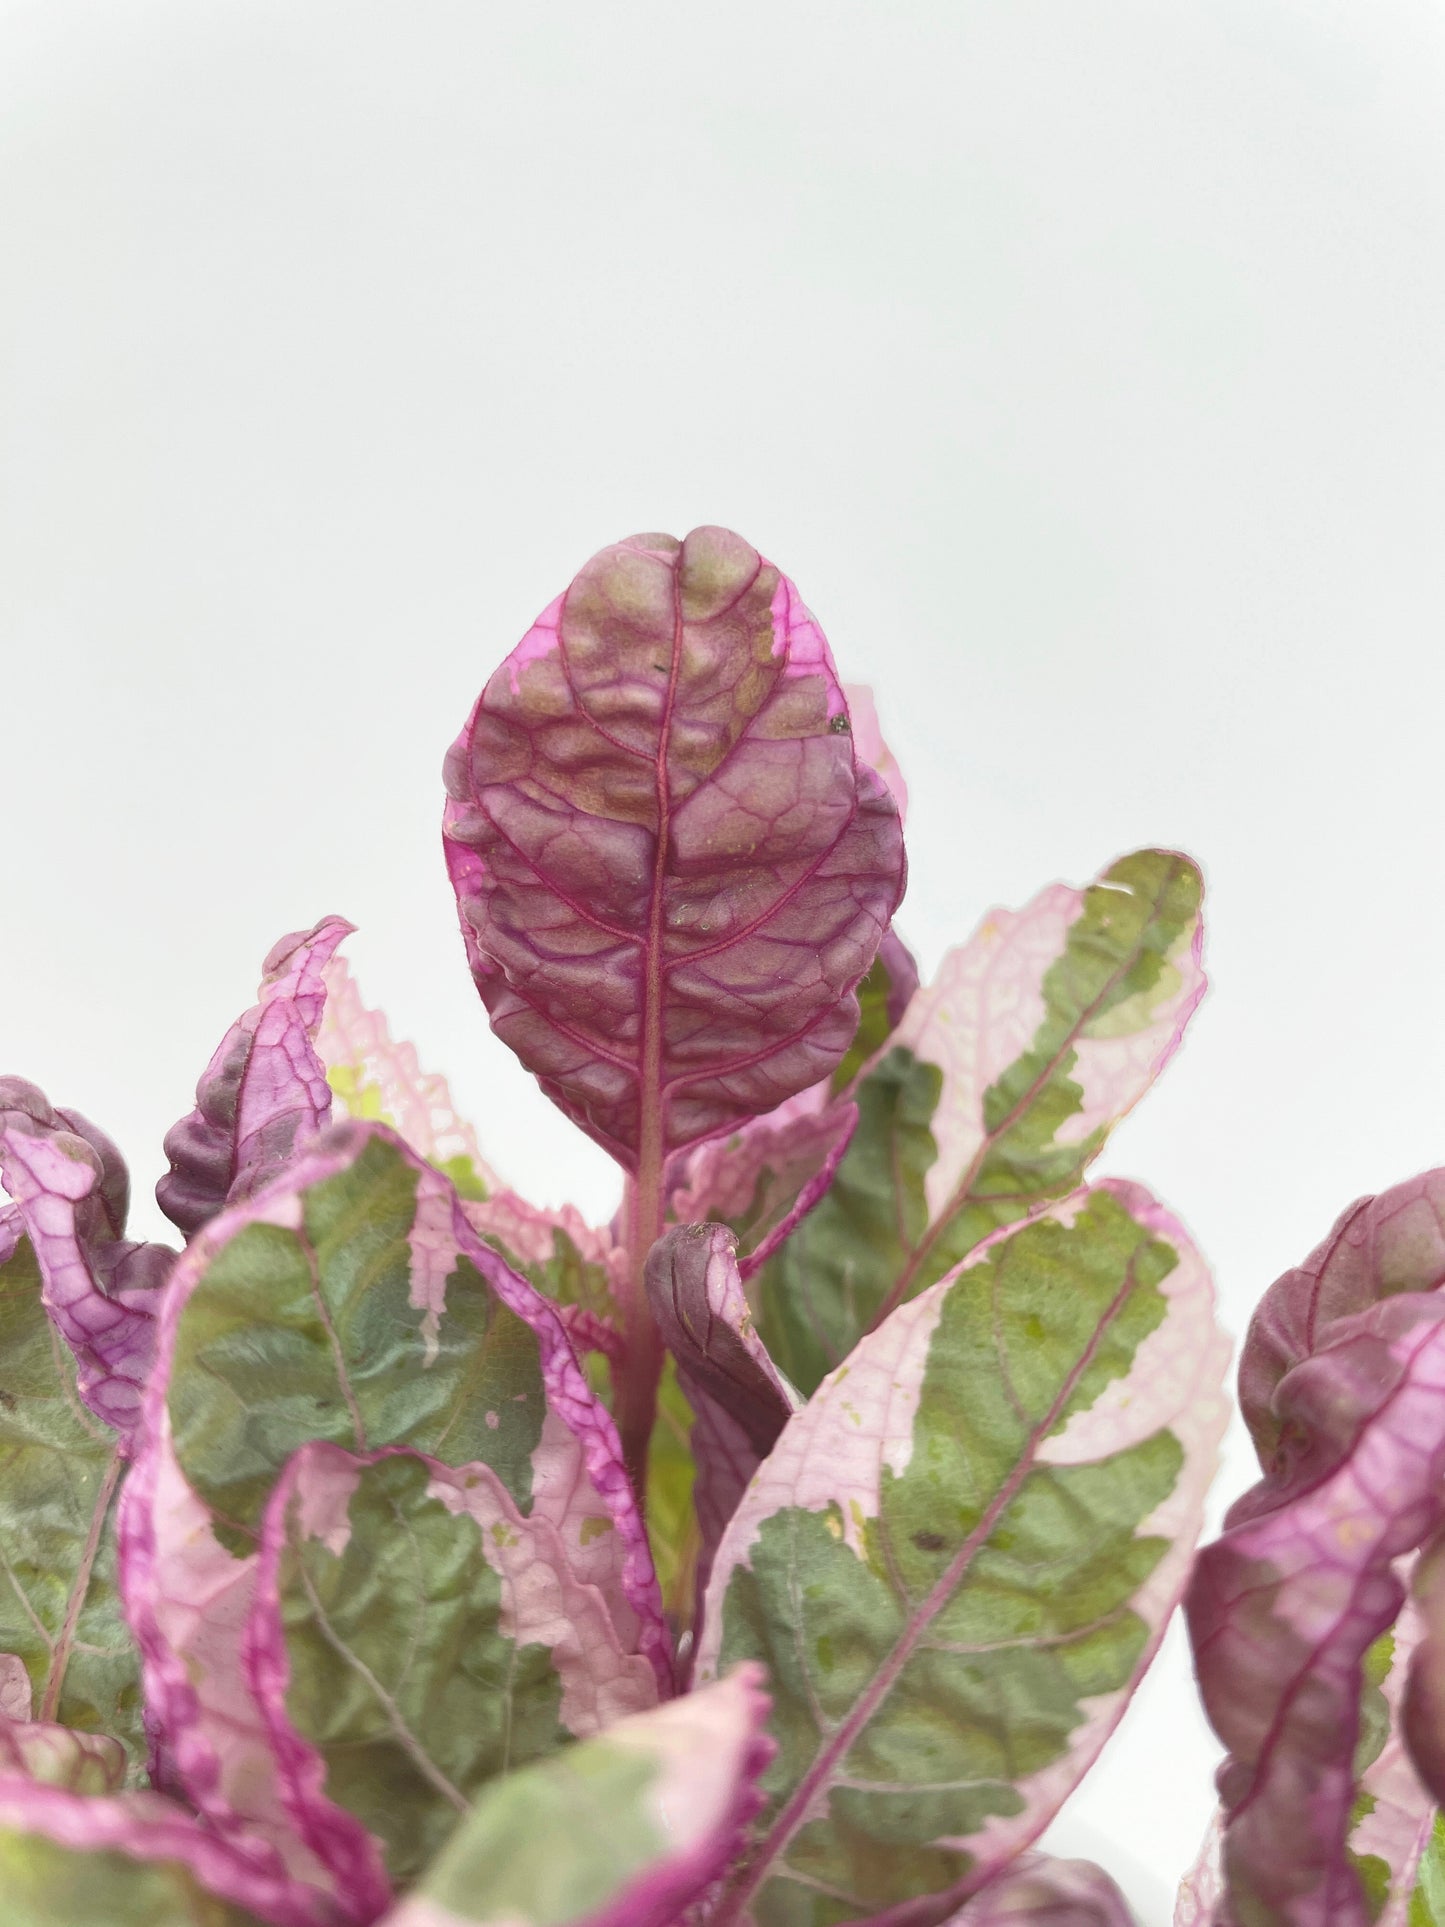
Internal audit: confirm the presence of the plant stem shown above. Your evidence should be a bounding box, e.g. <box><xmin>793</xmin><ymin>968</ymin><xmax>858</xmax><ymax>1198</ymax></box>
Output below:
<box><xmin>616</xmin><ymin>1150</ymin><xmax>666</xmax><ymax>1502</ymax></box>
<box><xmin>613</xmin><ymin>566</ymin><xmax>684</xmax><ymax>1505</ymax></box>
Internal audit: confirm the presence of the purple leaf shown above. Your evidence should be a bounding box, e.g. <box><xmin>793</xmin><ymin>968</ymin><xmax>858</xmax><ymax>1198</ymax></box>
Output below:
<box><xmin>1238</xmin><ymin>1168</ymin><xmax>1445</xmax><ymax>1470</ymax></box>
<box><xmin>157</xmin><ymin>916</ymin><xmax>354</xmax><ymax>1238</ymax></box>
<box><xmin>0</xmin><ymin>1080</ymin><xmax>173</xmax><ymax>1442</ymax></box>
<box><xmin>665</xmin><ymin>1090</ymin><xmax>858</xmax><ymax>1279</ymax></box>
<box><xmin>644</xmin><ymin>1224</ymin><xmax>802</xmax><ymax>1621</ymax></box>
<box><xmin>442</xmin><ymin>526</ymin><xmax>906</xmax><ymax>1170</ymax></box>
<box><xmin>646</xmin><ymin>1225</ymin><xmax>799</xmax><ymax>1461</ymax></box>
<box><xmin>874</xmin><ymin>924</ymin><xmax>921</xmax><ymax>1034</ymax></box>
<box><xmin>1186</xmin><ymin>1295</ymin><xmax>1445</xmax><ymax>1926</ymax></box>
<box><xmin>945</xmin><ymin>1854</ymin><xmax>1138</xmax><ymax>1924</ymax></box>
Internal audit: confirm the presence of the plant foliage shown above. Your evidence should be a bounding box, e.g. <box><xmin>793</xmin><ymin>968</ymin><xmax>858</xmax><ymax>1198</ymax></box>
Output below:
<box><xmin>14</xmin><ymin>523</ymin><xmax>1407</xmax><ymax>1926</ymax></box>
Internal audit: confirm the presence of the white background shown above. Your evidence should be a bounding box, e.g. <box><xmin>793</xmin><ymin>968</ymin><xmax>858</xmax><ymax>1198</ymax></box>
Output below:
<box><xmin>4</xmin><ymin>4</ymin><xmax>1445</xmax><ymax>1917</ymax></box>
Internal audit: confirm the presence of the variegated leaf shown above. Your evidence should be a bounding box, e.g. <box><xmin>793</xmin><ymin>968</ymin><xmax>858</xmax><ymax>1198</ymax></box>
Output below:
<box><xmin>699</xmin><ymin>1181</ymin><xmax>1227</xmax><ymax>1924</ymax></box>
<box><xmin>751</xmin><ymin>851</ymin><xmax>1206</xmax><ymax>1394</ymax></box>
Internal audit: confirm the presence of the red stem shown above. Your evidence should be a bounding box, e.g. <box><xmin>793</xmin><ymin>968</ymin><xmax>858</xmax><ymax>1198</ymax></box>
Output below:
<box><xmin>612</xmin><ymin>568</ymin><xmax>685</xmax><ymax>1502</ymax></box>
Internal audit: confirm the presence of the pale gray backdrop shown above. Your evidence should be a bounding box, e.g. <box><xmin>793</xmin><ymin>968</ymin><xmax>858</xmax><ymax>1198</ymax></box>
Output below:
<box><xmin>5</xmin><ymin>3</ymin><xmax>1445</xmax><ymax>1917</ymax></box>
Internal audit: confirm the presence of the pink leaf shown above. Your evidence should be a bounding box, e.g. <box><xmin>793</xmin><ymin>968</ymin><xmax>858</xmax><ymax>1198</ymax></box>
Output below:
<box><xmin>0</xmin><ymin>1080</ymin><xmax>173</xmax><ymax>1442</ymax></box>
<box><xmin>644</xmin><ymin>1224</ymin><xmax>802</xmax><ymax>1624</ymax></box>
<box><xmin>442</xmin><ymin>527</ymin><xmax>906</xmax><ymax>1170</ymax></box>
<box><xmin>1238</xmin><ymin>1168</ymin><xmax>1445</xmax><ymax>1469</ymax></box>
<box><xmin>1186</xmin><ymin>1295</ymin><xmax>1445</xmax><ymax>1926</ymax></box>
<box><xmin>665</xmin><ymin>1092</ymin><xmax>858</xmax><ymax>1280</ymax></box>
<box><xmin>314</xmin><ymin>952</ymin><xmax>500</xmax><ymax>1199</ymax></box>
<box><xmin>157</xmin><ymin>916</ymin><xmax>354</xmax><ymax>1238</ymax></box>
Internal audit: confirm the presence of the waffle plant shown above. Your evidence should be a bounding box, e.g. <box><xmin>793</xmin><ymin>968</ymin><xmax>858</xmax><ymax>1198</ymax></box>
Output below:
<box><xmin>1</xmin><ymin>528</ymin><xmax>1246</xmax><ymax>1925</ymax></box>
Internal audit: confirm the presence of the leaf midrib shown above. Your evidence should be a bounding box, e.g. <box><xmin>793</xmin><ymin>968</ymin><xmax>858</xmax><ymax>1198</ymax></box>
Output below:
<box><xmin>712</xmin><ymin>1250</ymin><xmax>1146</xmax><ymax>1924</ymax></box>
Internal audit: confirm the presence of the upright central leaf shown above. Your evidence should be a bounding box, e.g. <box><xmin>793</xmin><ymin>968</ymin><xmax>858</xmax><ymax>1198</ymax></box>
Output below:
<box><xmin>442</xmin><ymin>527</ymin><xmax>906</xmax><ymax>1173</ymax></box>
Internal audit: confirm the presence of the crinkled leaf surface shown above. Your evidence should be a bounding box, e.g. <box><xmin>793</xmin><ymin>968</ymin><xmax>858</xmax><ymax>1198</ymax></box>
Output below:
<box><xmin>381</xmin><ymin>1667</ymin><xmax>772</xmax><ymax>1927</ymax></box>
<box><xmin>158</xmin><ymin>919</ymin><xmax>353</xmax><ymax>1240</ymax></box>
<box><xmin>121</xmin><ymin>1123</ymin><xmax>664</xmax><ymax>1903</ymax></box>
<box><xmin>442</xmin><ymin>526</ymin><xmax>906</xmax><ymax>1169</ymax></box>
<box><xmin>316</xmin><ymin>951</ymin><xmax>499</xmax><ymax>1204</ymax></box>
<box><xmin>751</xmin><ymin>851</ymin><xmax>1206</xmax><ymax>1395</ymax></box>
<box><xmin>0</xmin><ymin>1225</ymin><xmax>143</xmax><ymax>1766</ymax></box>
<box><xmin>1238</xmin><ymin>1169</ymin><xmax>1445</xmax><ymax>1469</ymax></box>
<box><xmin>0</xmin><ymin>1083</ymin><xmax>173</xmax><ymax>1443</ymax></box>
<box><xmin>248</xmin><ymin>1442</ymin><xmax>656</xmax><ymax>1905</ymax></box>
<box><xmin>1187</xmin><ymin>1296</ymin><xmax>1445</xmax><ymax>1927</ymax></box>
<box><xmin>947</xmin><ymin>1853</ymin><xmax>1137</xmax><ymax>1924</ymax></box>
<box><xmin>462</xmin><ymin>1192</ymin><xmax>620</xmax><ymax>1327</ymax></box>
<box><xmin>700</xmin><ymin>1180</ymin><xmax>1228</xmax><ymax>1925</ymax></box>
<box><xmin>315</xmin><ymin>944</ymin><xmax>622</xmax><ymax>1320</ymax></box>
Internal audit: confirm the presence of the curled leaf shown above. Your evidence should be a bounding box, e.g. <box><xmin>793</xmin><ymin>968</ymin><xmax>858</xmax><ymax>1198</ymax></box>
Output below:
<box><xmin>646</xmin><ymin>1225</ymin><xmax>799</xmax><ymax>1463</ymax></box>
<box><xmin>157</xmin><ymin>917</ymin><xmax>353</xmax><ymax>1239</ymax></box>
<box><xmin>1238</xmin><ymin>1168</ymin><xmax>1445</xmax><ymax>1469</ymax></box>
<box><xmin>442</xmin><ymin>526</ymin><xmax>906</xmax><ymax>1169</ymax></box>
<box><xmin>1186</xmin><ymin>1296</ymin><xmax>1445</xmax><ymax>1926</ymax></box>
<box><xmin>0</xmin><ymin>1080</ymin><xmax>172</xmax><ymax>1443</ymax></box>
<box><xmin>751</xmin><ymin>850</ymin><xmax>1207</xmax><ymax>1395</ymax></box>
<box><xmin>700</xmin><ymin>1181</ymin><xmax>1227</xmax><ymax>1923</ymax></box>
<box><xmin>645</xmin><ymin>1224</ymin><xmax>801</xmax><ymax>1627</ymax></box>
<box><xmin>947</xmin><ymin>1854</ymin><xmax>1138</xmax><ymax>1924</ymax></box>
<box><xmin>381</xmin><ymin>1666</ymin><xmax>773</xmax><ymax>1927</ymax></box>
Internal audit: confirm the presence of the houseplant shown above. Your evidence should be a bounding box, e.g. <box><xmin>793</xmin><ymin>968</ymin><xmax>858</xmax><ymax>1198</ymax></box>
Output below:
<box><xmin>0</xmin><ymin>525</ymin><xmax>1297</xmax><ymax>1924</ymax></box>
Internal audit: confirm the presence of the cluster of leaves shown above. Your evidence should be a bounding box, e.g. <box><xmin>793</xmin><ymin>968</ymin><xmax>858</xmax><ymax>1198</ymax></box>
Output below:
<box><xmin>1179</xmin><ymin>1170</ymin><xmax>1445</xmax><ymax>1925</ymax></box>
<box><xmin>2</xmin><ymin>521</ymin><xmax>1380</xmax><ymax>1927</ymax></box>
